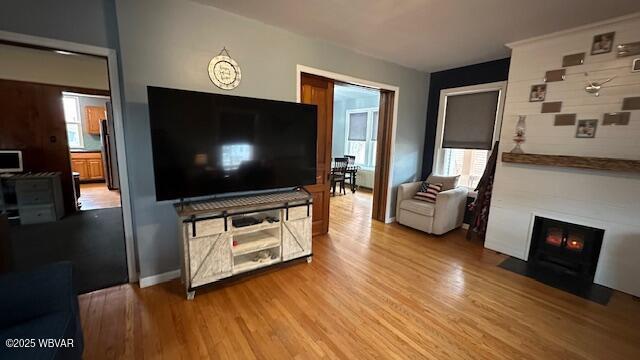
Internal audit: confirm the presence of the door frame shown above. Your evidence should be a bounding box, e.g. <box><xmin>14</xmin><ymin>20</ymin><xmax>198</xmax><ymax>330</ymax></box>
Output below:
<box><xmin>0</xmin><ymin>30</ymin><xmax>138</xmax><ymax>282</ymax></box>
<box><xmin>296</xmin><ymin>65</ymin><xmax>399</xmax><ymax>223</ymax></box>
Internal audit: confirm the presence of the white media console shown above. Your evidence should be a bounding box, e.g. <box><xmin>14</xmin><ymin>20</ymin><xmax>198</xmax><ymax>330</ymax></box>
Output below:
<box><xmin>175</xmin><ymin>189</ymin><xmax>313</xmax><ymax>299</ymax></box>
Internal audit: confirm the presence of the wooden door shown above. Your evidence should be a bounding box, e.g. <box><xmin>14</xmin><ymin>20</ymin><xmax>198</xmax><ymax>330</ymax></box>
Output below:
<box><xmin>372</xmin><ymin>90</ymin><xmax>395</xmax><ymax>221</ymax></box>
<box><xmin>300</xmin><ymin>73</ymin><xmax>334</xmax><ymax>236</ymax></box>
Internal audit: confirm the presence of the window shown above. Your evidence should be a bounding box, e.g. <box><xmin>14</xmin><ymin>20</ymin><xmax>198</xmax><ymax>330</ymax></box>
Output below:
<box><xmin>441</xmin><ymin>148</ymin><xmax>489</xmax><ymax>189</ymax></box>
<box><xmin>345</xmin><ymin>108</ymin><xmax>378</xmax><ymax>168</ymax></box>
<box><xmin>221</xmin><ymin>144</ymin><xmax>252</xmax><ymax>171</ymax></box>
<box><xmin>62</xmin><ymin>96</ymin><xmax>83</xmax><ymax>148</ymax></box>
<box><xmin>433</xmin><ymin>82</ymin><xmax>506</xmax><ymax>190</ymax></box>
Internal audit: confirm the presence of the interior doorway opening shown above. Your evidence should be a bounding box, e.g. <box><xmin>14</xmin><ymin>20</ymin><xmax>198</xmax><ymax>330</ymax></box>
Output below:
<box><xmin>298</xmin><ymin>67</ymin><xmax>398</xmax><ymax>235</ymax></box>
<box><xmin>0</xmin><ymin>41</ymin><xmax>128</xmax><ymax>293</ymax></box>
<box><xmin>62</xmin><ymin>92</ymin><xmax>121</xmax><ymax>211</ymax></box>
<box><xmin>331</xmin><ymin>83</ymin><xmax>380</xmax><ymax>200</ymax></box>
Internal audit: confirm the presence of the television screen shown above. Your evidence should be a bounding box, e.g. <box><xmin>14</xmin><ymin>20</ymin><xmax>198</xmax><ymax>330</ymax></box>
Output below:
<box><xmin>147</xmin><ymin>87</ymin><xmax>317</xmax><ymax>201</ymax></box>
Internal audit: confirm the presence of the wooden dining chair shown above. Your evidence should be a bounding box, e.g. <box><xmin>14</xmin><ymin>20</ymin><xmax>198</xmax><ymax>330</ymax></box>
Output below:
<box><xmin>344</xmin><ymin>155</ymin><xmax>356</xmax><ymax>189</ymax></box>
<box><xmin>331</xmin><ymin>157</ymin><xmax>348</xmax><ymax>196</ymax></box>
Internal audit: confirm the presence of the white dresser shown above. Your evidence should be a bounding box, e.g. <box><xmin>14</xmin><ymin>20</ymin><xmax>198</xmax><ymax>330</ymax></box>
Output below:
<box><xmin>0</xmin><ymin>172</ymin><xmax>65</xmax><ymax>224</ymax></box>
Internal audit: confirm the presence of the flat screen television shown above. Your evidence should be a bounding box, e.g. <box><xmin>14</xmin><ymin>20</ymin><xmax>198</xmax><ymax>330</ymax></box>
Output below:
<box><xmin>147</xmin><ymin>86</ymin><xmax>317</xmax><ymax>201</ymax></box>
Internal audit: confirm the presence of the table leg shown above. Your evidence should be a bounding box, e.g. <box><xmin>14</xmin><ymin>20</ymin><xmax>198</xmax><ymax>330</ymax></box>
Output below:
<box><xmin>351</xmin><ymin>171</ymin><xmax>357</xmax><ymax>193</ymax></box>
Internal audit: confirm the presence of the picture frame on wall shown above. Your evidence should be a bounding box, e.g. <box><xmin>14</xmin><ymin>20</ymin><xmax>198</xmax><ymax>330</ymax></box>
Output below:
<box><xmin>576</xmin><ymin>119</ymin><xmax>598</xmax><ymax>138</ymax></box>
<box><xmin>529</xmin><ymin>84</ymin><xmax>546</xmax><ymax>102</ymax></box>
<box><xmin>591</xmin><ymin>32</ymin><xmax>615</xmax><ymax>55</ymax></box>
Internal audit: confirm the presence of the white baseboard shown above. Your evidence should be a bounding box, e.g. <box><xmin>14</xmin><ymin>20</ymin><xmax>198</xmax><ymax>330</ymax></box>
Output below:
<box><xmin>385</xmin><ymin>216</ymin><xmax>396</xmax><ymax>224</ymax></box>
<box><xmin>139</xmin><ymin>269</ymin><xmax>181</xmax><ymax>288</ymax></box>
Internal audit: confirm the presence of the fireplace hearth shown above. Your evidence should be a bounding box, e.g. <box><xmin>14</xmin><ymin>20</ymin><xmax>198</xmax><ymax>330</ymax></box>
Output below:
<box><xmin>498</xmin><ymin>216</ymin><xmax>612</xmax><ymax>304</ymax></box>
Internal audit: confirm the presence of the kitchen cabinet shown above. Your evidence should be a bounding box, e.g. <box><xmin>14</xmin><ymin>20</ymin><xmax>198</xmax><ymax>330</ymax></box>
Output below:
<box><xmin>85</xmin><ymin>106</ymin><xmax>106</xmax><ymax>135</ymax></box>
<box><xmin>70</xmin><ymin>152</ymin><xmax>104</xmax><ymax>181</ymax></box>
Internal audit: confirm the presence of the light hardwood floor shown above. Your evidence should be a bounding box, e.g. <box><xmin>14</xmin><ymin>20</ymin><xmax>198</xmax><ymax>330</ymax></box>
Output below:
<box><xmin>79</xmin><ymin>192</ymin><xmax>640</xmax><ymax>359</ymax></box>
<box><xmin>79</xmin><ymin>183</ymin><xmax>121</xmax><ymax>210</ymax></box>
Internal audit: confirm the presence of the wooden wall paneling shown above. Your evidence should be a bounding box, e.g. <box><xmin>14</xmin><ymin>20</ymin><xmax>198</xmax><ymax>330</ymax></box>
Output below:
<box><xmin>372</xmin><ymin>90</ymin><xmax>394</xmax><ymax>222</ymax></box>
<box><xmin>0</xmin><ymin>79</ymin><xmax>104</xmax><ymax>214</ymax></box>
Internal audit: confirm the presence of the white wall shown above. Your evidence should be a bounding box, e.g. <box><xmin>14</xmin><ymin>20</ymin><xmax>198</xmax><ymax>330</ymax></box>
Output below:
<box><xmin>0</xmin><ymin>44</ymin><xmax>110</xmax><ymax>90</ymax></box>
<box><xmin>486</xmin><ymin>15</ymin><xmax>640</xmax><ymax>296</ymax></box>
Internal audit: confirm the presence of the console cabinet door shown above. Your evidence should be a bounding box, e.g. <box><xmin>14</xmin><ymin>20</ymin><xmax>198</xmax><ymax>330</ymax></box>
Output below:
<box><xmin>188</xmin><ymin>232</ymin><xmax>232</xmax><ymax>287</ymax></box>
<box><xmin>282</xmin><ymin>217</ymin><xmax>312</xmax><ymax>261</ymax></box>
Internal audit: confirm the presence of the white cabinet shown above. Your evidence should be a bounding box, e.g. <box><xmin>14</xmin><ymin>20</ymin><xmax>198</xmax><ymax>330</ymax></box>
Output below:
<box><xmin>177</xmin><ymin>190</ymin><xmax>313</xmax><ymax>299</ymax></box>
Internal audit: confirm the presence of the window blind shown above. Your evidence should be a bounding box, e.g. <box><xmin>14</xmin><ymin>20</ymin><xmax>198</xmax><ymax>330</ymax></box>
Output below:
<box><xmin>442</xmin><ymin>91</ymin><xmax>499</xmax><ymax>150</ymax></box>
<box><xmin>348</xmin><ymin>112</ymin><xmax>367</xmax><ymax>141</ymax></box>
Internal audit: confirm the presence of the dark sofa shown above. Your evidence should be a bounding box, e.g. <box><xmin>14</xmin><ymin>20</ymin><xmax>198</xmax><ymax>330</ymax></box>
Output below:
<box><xmin>0</xmin><ymin>262</ymin><xmax>83</xmax><ymax>360</ymax></box>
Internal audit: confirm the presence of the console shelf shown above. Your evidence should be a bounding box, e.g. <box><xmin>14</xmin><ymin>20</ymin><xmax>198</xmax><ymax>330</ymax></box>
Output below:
<box><xmin>176</xmin><ymin>189</ymin><xmax>312</xmax><ymax>299</ymax></box>
<box><xmin>233</xmin><ymin>231</ymin><xmax>281</xmax><ymax>256</ymax></box>
<box><xmin>233</xmin><ymin>257</ymin><xmax>281</xmax><ymax>275</ymax></box>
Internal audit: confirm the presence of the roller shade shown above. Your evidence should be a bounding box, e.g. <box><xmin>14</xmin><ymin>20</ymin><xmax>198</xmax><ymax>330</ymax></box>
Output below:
<box><xmin>348</xmin><ymin>112</ymin><xmax>367</xmax><ymax>141</ymax></box>
<box><xmin>442</xmin><ymin>91</ymin><xmax>499</xmax><ymax>150</ymax></box>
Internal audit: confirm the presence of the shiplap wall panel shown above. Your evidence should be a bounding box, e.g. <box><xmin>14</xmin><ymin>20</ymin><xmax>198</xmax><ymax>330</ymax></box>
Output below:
<box><xmin>485</xmin><ymin>15</ymin><xmax>640</xmax><ymax>297</ymax></box>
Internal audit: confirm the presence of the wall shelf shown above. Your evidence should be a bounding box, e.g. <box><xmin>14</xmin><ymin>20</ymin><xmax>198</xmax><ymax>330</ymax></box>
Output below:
<box><xmin>501</xmin><ymin>153</ymin><xmax>640</xmax><ymax>173</ymax></box>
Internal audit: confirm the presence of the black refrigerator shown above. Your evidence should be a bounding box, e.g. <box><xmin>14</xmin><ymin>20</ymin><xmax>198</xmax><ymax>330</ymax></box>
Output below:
<box><xmin>100</xmin><ymin>102</ymin><xmax>120</xmax><ymax>190</ymax></box>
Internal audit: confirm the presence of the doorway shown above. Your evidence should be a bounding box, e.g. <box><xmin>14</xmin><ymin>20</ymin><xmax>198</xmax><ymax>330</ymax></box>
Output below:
<box><xmin>298</xmin><ymin>66</ymin><xmax>398</xmax><ymax>235</ymax></box>
<box><xmin>62</xmin><ymin>92</ymin><xmax>121</xmax><ymax>211</ymax></box>
<box><xmin>0</xmin><ymin>41</ymin><xmax>130</xmax><ymax>293</ymax></box>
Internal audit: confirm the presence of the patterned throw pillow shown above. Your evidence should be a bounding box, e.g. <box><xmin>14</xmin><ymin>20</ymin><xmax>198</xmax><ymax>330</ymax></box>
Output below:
<box><xmin>413</xmin><ymin>181</ymin><xmax>442</xmax><ymax>203</ymax></box>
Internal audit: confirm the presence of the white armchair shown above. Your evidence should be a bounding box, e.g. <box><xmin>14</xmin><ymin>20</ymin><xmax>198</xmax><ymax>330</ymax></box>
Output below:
<box><xmin>396</xmin><ymin>176</ymin><xmax>468</xmax><ymax>235</ymax></box>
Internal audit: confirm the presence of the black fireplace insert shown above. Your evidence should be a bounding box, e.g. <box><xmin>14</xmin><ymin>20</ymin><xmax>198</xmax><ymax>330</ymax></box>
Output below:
<box><xmin>529</xmin><ymin>216</ymin><xmax>604</xmax><ymax>282</ymax></box>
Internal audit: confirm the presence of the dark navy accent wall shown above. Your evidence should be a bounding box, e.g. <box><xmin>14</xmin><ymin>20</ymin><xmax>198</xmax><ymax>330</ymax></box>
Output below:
<box><xmin>421</xmin><ymin>58</ymin><xmax>511</xmax><ymax>179</ymax></box>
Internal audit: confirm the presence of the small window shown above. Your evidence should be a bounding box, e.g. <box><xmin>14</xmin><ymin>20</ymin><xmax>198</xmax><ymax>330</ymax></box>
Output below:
<box><xmin>441</xmin><ymin>148</ymin><xmax>489</xmax><ymax>189</ymax></box>
<box><xmin>434</xmin><ymin>82</ymin><xmax>505</xmax><ymax>190</ymax></box>
<box><xmin>345</xmin><ymin>108</ymin><xmax>378</xmax><ymax>168</ymax></box>
<box><xmin>62</xmin><ymin>96</ymin><xmax>83</xmax><ymax>148</ymax></box>
<box><xmin>221</xmin><ymin>144</ymin><xmax>253</xmax><ymax>171</ymax></box>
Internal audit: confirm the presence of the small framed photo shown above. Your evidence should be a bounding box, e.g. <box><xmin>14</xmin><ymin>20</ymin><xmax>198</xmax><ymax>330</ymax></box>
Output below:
<box><xmin>576</xmin><ymin>119</ymin><xmax>598</xmax><ymax>138</ymax></box>
<box><xmin>633</xmin><ymin>58</ymin><xmax>640</xmax><ymax>72</ymax></box>
<box><xmin>591</xmin><ymin>32</ymin><xmax>615</xmax><ymax>55</ymax></box>
<box><xmin>529</xmin><ymin>84</ymin><xmax>547</xmax><ymax>102</ymax></box>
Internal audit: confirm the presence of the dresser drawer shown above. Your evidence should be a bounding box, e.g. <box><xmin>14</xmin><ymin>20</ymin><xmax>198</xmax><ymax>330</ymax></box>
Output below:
<box><xmin>20</xmin><ymin>205</ymin><xmax>56</xmax><ymax>224</ymax></box>
<box><xmin>187</xmin><ymin>218</ymin><xmax>226</xmax><ymax>239</ymax></box>
<box><xmin>17</xmin><ymin>190</ymin><xmax>52</xmax><ymax>205</ymax></box>
<box><xmin>15</xmin><ymin>180</ymin><xmax>50</xmax><ymax>192</ymax></box>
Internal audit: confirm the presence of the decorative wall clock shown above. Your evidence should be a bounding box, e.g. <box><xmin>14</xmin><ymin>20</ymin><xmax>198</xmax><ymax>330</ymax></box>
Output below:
<box><xmin>208</xmin><ymin>47</ymin><xmax>241</xmax><ymax>90</ymax></box>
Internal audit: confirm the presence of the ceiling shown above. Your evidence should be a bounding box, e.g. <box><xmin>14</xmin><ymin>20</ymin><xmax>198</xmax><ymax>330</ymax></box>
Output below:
<box><xmin>201</xmin><ymin>0</ymin><xmax>640</xmax><ymax>72</ymax></box>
